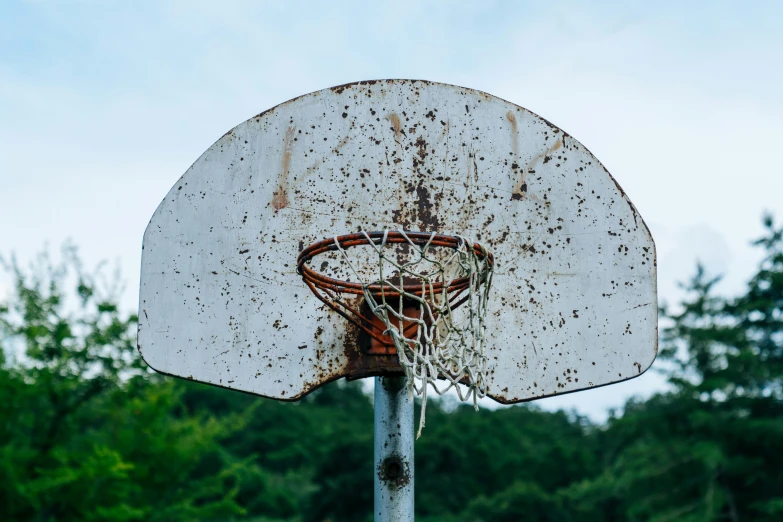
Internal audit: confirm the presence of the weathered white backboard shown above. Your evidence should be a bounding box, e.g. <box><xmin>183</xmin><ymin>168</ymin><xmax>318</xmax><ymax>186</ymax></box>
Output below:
<box><xmin>138</xmin><ymin>79</ymin><xmax>657</xmax><ymax>403</ymax></box>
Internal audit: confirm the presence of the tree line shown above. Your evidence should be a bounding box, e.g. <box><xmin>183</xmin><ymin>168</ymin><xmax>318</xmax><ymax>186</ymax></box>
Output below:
<box><xmin>1</xmin><ymin>217</ymin><xmax>782</xmax><ymax>521</ymax></box>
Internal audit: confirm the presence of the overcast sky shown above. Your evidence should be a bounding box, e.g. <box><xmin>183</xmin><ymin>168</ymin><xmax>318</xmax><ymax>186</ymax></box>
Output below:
<box><xmin>2</xmin><ymin>1</ymin><xmax>782</xmax><ymax>420</ymax></box>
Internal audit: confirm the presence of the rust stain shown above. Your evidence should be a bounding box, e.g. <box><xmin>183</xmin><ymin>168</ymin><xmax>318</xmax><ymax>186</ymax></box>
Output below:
<box><xmin>389</xmin><ymin>113</ymin><xmax>402</xmax><ymax>143</ymax></box>
<box><xmin>388</xmin><ymin>112</ymin><xmax>406</xmax><ymax>225</ymax></box>
<box><xmin>272</xmin><ymin>126</ymin><xmax>296</xmax><ymax>211</ymax></box>
<box><xmin>506</xmin><ymin>111</ymin><xmax>518</xmax><ymax>157</ymax></box>
<box><xmin>344</xmin><ymin>316</ymin><xmax>404</xmax><ymax>380</ymax></box>
<box><xmin>330</xmin><ymin>79</ymin><xmax>380</xmax><ymax>95</ymax></box>
<box><xmin>414</xmin><ymin>136</ymin><xmax>428</xmax><ymax>161</ymax></box>
<box><xmin>512</xmin><ymin>137</ymin><xmax>563</xmax><ymax>200</ymax></box>
<box><xmin>378</xmin><ymin>455</ymin><xmax>411</xmax><ymax>489</ymax></box>
<box><xmin>392</xmin><ymin>184</ymin><xmax>441</xmax><ymax>230</ymax></box>
<box><xmin>440</xmin><ymin>119</ymin><xmax>449</xmax><ymax>139</ymax></box>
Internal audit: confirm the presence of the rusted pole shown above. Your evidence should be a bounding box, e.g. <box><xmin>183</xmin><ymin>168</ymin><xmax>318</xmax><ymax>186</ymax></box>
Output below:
<box><xmin>374</xmin><ymin>375</ymin><xmax>414</xmax><ymax>522</ymax></box>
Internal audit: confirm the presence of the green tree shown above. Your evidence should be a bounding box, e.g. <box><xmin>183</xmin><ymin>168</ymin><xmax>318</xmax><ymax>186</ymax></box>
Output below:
<box><xmin>566</xmin><ymin>216</ymin><xmax>783</xmax><ymax>522</ymax></box>
<box><xmin>0</xmin><ymin>247</ymin><xmax>248</xmax><ymax>521</ymax></box>
<box><xmin>415</xmin><ymin>402</ymin><xmax>596</xmax><ymax>521</ymax></box>
<box><xmin>4</xmin><ymin>215</ymin><xmax>782</xmax><ymax>522</ymax></box>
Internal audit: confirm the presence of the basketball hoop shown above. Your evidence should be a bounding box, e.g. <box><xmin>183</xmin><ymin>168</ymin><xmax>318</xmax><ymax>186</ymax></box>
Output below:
<box><xmin>298</xmin><ymin>230</ymin><xmax>494</xmax><ymax>435</ymax></box>
<box><xmin>139</xmin><ymin>80</ymin><xmax>658</xmax><ymax>521</ymax></box>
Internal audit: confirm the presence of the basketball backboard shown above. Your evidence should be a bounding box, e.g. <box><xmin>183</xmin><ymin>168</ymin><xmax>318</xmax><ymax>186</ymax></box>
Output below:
<box><xmin>138</xmin><ymin>79</ymin><xmax>657</xmax><ymax>404</ymax></box>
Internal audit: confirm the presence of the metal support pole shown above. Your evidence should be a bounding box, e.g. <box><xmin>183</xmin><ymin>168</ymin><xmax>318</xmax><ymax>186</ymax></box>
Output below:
<box><xmin>374</xmin><ymin>375</ymin><xmax>414</xmax><ymax>522</ymax></box>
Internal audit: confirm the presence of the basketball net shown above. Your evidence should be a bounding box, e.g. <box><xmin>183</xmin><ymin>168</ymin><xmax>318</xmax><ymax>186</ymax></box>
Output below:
<box><xmin>335</xmin><ymin>230</ymin><xmax>494</xmax><ymax>437</ymax></box>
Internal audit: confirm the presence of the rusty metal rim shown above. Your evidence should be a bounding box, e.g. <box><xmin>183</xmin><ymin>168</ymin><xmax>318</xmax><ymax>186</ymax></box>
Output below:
<box><xmin>297</xmin><ymin>231</ymin><xmax>493</xmax><ymax>296</ymax></box>
<box><xmin>296</xmin><ymin>231</ymin><xmax>493</xmax><ymax>346</ymax></box>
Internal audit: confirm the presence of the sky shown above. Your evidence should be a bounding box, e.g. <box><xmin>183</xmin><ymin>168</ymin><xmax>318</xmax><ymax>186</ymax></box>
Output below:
<box><xmin>1</xmin><ymin>0</ymin><xmax>782</xmax><ymax>420</ymax></box>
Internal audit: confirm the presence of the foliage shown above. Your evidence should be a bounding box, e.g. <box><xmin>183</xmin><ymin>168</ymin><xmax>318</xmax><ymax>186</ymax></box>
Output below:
<box><xmin>1</xmin><ymin>216</ymin><xmax>782</xmax><ymax>521</ymax></box>
<box><xmin>0</xmin><ymin>247</ymin><xmax>247</xmax><ymax>521</ymax></box>
<box><xmin>564</xmin><ymin>215</ymin><xmax>783</xmax><ymax>522</ymax></box>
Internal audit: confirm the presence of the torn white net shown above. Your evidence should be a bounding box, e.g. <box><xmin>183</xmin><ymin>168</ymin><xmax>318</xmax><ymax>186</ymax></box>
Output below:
<box><xmin>335</xmin><ymin>230</ymin><xmax>494</xmax><ymax>436</ymax></box>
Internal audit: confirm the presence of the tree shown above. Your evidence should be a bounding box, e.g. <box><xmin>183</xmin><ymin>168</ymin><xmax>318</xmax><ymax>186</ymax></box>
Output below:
<box><xmin>3</xmin><ymin>215</ymin><xmax>782</xmax><ymax>521</ymax></box>
<box><xmin>565</xmin><ymin>216</ymin><xmax>783</xmax><ymax>522</ymax></box>
<box><xmin>0</xmin><ymin>247</ymin><xmax>248</xmax><ymax>521</ymax></box>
